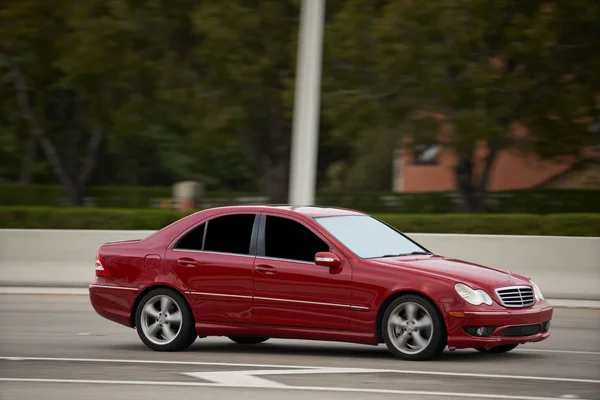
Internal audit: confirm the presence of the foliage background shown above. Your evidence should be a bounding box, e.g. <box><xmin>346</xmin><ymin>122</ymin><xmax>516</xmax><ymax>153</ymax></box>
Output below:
<box><xmin>1</xmin><ymin>0</ymin><xmax>598</xmax><ymax>212</ymax></box>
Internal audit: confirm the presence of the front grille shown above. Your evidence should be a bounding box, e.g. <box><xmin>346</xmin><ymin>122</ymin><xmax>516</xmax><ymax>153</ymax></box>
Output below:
<box><xmin>495</xmin><ymin>286</ymin><xmax>535</xmax><ymax>308</ymax></box>
<box><xmin>500</xmin><ymin>324</ymin><xmax>541</xmax><ymax>337</ymax></box>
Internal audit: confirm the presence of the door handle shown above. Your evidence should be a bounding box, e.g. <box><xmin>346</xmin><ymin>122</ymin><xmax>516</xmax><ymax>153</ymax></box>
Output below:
<box><xmin>255</xmin><ymin>264</ymin><xmax>277</xmax><ymax>275</ymax></box>
<box><xmin>177</xmin><ymin>258</ymin><xmax>197</xmax><ymax>267</ymax></box>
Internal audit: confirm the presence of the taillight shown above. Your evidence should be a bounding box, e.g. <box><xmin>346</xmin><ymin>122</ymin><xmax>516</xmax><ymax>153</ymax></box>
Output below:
<box><xmin>95</xmin><ymin>253</ymin><xmax>110</xmax><ymax>277</ymax></box>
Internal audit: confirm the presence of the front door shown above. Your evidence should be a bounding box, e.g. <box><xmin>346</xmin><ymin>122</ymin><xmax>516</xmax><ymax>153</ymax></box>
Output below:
<box><xmin>252</xmin><ymin>213</ymin><xmax>352</xmax><ymax>330</ymax></box>
<box><xmin>165</xmin><ymin>212</ymin><xmax>258</xmax><ymax>323</ymax></box>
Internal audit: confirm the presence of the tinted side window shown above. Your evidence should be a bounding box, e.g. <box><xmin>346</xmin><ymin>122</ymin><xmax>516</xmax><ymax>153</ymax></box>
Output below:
<box><xmin>175</xmin><ymin>223</ymin><xmax>206</xmax><ymax>250</ymax></box>
<box><xmin>204</xmin><ymin>214</ymin><xmax>256</xmax><ymax>255</ymax></box>
<box><xmin>264</xmin><ymin>216</ymin><xmax>329</xmax><ymax>262</ymax></box>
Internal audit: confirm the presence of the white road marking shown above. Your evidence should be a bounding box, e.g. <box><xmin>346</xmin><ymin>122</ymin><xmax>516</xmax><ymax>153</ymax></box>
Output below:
<box><xmin>0</xmin><ymin>377</ymin><xmax>593</xmax><ymax>400</ymax></box>
<box><xmin>0</xmin><ymin>356</ymin><xmax>321</xmax><ymax>370</ymax></box>
<box><xmin>516</xmin><ymin>348</ymin><xmax>600</xmax><ymax>356</ymax></box>
<box><xmin>182</xmin><ymin>367</ymin><xmax>384</xmax><ymax>388</ymax></box>
<box><xmin>2</xmin><ymin>356</ymin><xmax>599</xmax><ymax>384</ymax></box>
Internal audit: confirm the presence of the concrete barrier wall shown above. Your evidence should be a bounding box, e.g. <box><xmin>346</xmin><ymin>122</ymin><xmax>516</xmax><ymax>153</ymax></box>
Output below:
<box><xmin>0</xmin><ymin>230</ymin><xmax>154</xmax><ymax>288</ymax></box>
<box><xmin>1</xmin><ymin>229</ymin><xmax>598</xmax><ymax>300</ymax></box>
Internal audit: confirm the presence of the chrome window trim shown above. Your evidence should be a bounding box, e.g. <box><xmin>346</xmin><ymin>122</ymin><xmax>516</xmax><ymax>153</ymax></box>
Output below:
<box><xmin>256</xmin><ymin>256</ymin><xmax>315</xmax><ymax>265</ymax></box>
<box><xmin>172</xmin><ymin>250</ymin><xmax>318</xmax><ymax>265</ymax></box>
<box><xmin>172</xmin><ymin>249</ymin><xmax>256</xmax><ymax>259</ymax></box>
<box><xmin>89</xmin><ymin>284</ymin><xmax>139</xmax><ymax>291</ymax></box>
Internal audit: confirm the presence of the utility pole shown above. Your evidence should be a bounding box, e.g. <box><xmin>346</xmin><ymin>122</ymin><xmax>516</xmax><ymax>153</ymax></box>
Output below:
<box><xmin>288</xmin><ymin>0</ymin><xmax>326</xmax><ymax>206</ymax></box>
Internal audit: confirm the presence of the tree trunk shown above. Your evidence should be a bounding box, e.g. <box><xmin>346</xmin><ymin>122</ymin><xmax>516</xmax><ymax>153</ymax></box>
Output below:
<box><xmin>263</xmin><ymin>160</ymin><xmax>289</xmax><ymax>203</ymax></box>
<box><xmin>252</xmin><ymin>139</ymin><xmax>290</xmax><ymax>204</ymax></box>
<box><xmin>240</xmin><ymin>96</ymin><xmax>291</xmax><ymax>204</ymax></box>
<box><xmin>66</xmin><ymin>183</ymin><xmax>85</xmax><ymax>207</ymax></box>
<box><xmin>265</xmin><ymin>96</ymin><xmax>290</xmax><ymax>203</ymax></box>
<box><xmin>455</xmin><ymin>157</ymin><xmax>483</xmax><ymax>212</ymax></box>
<box><xmin>19</xmin><ymin>136</ymin><xmax>37</xmax><ymax>183</ymax></box>
<box><xmin>6</xmin><ymin>56</ymin><xmax>104</xmax><ymax>207</ymax></box>
<box><xmin>454</xmin><ymin>141</ymin><xmax>500</xmax><ymax>213</ymax></box>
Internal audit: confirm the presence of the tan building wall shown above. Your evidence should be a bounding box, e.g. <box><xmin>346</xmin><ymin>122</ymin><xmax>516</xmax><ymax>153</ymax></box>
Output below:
<box><xmin>544</xmin><ymin>163</ymin><xmax>600</xmax><ymax>189</ymax></box>
<box><xmin>395</xmin><ymin>141</ymin><xmax>598</xmax><ymax>192</ymax></box>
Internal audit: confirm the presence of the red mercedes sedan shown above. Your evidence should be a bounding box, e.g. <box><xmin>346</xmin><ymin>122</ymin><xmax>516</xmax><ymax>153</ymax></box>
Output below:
<box><xmin>89</xmin><ymin>205</ymin><xmax>552</xmax><ymax>360</ymax></box>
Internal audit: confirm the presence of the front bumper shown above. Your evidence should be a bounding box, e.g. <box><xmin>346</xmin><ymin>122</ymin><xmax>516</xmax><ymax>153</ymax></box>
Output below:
<box><xmin>445</xmin><ymin>301</ymin><xmax>553</xmax><ymax>349</ymax></box>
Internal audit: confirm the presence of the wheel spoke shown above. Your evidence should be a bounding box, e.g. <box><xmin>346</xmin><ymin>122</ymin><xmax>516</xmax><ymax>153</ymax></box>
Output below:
<box><xmin>160</xmin><ymin>296</ymin><xmax>172</xmax><ymax>313</ymax></box>
<box><xmin>143</xmin><ymin>303</ymin><xmax>159</xmax><ymax>319</ymax></box>
<box><xmin>162</xmin><ymin>324</ymin><xmax>175</xmax><ymax>341</ymax></box>
<box><xmin>389</xmin><ymin>315</ymin><xmax>406</xmax><ymax>327</ymax></box>
<box><xmin>147</xmin><ymin>322</ymin><xmax>160</xmax><ymax>337</ymax></box>
<box><xmin>395</xmin><ymin>331</ymin><xmax>410</xmax><ymax>348</ymax></box>
<box><xmin>405</xmin><ymin>303</ymin><xmax>417</xmax><ymax>321</ymax></box>
<box><xmin>414</xmin><ymin>314</ymin><xmax>432</xmax><ymax>330</ymax></box>
<box><xmin>412</xmin><ymin>331</ymin><xmax>427</xmax><ymax>349</ymax></box>
<box><xmin>166</xmin><ymin>310</ymin><xmax>182</xmax><ymax>324</ymax></box>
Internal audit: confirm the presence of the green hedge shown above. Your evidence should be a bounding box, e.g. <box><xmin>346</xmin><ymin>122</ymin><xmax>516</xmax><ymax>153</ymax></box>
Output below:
<box><xmin>375</xmin><ymin>213</ymin><xmax>600</xmax><ymax>236</ymax></box>
<box><xmin>1</xmin><ymin>184</ymin><xmax>599</xmax><ymax>213</ymax></box>
<box><xmin>0</xmin><ymin>207</ymin><xmax>191</xmax><ymax>230</ymax></box>
<box><xmin>1</xmin><ymin>206</ymin><xmax>598</xmax><ymax>236</ymax></box>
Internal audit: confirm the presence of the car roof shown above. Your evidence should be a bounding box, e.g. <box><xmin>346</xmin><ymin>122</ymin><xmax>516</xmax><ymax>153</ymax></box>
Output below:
<box><xmin>204</xmin><ymin>204</ymin><xmax>366</xmax><ymax>218</ymax></box>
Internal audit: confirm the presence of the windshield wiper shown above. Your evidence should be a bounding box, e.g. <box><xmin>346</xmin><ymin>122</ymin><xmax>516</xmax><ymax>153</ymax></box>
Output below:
<box><xmin>381</xmin><ymin>251</ymin><xmax>432</xmax><ymax>258</ymax></box>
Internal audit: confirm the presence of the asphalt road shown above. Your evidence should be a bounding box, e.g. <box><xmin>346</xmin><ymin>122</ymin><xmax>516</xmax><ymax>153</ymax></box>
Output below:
<box><xmin>0</xmin><ymin>294</ymin><xmax>598</xmax><ymax>400</ymax></box>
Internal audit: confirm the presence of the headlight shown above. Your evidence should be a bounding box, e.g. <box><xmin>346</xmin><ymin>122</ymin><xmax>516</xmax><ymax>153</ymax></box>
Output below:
<box><xmin>530</xmin><ymin>279</ymin><xmax>545</xmax><ymax>301</ymax></box>
<box><xmin>455</xmin><ymin>283</ymin><xmax>493</xmax><ymax>306</ymax></box>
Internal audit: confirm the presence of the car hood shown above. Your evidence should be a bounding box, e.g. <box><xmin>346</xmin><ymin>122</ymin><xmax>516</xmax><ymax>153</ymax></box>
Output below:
<box><xmin>369</xmin><ymin>255</ymin><xmax>531</xmax><ymax>291</ymax></box>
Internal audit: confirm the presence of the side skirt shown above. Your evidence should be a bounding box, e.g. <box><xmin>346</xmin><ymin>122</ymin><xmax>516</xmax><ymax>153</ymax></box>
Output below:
<box><xmin>194</xmin><ymin>322</ymin><xmax>378</xmax><ymax>346</ymax></box>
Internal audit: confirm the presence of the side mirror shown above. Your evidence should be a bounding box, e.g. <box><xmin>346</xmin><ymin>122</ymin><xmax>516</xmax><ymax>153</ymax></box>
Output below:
<box><xmin>314</xmin><ymin>251</ymin><xmax>341</xmax><ymax>268</ymax></box>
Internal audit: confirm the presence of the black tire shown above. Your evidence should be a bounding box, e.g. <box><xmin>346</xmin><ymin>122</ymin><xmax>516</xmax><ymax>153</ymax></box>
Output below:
<box><xmin>228</xmin><ymin>336</ymin><xmax>270</xmax><ymax>345</ymax></box>
<box><xmin>475</xmin><ymin>344</ymin><xmax>519</xmax><ymax>354</ymax></box>
<box><xmin>135</xmin><ymin>287</ymin><xmax>197</xmax><ymax>351</ymax></box>
<box><xmin>381</xmin><ymin>294</ymin><xmax>446</xmax><ymax>361</ymax></box>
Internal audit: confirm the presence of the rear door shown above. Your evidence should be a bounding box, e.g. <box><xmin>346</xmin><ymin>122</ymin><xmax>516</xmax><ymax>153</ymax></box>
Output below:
<box><xmin>165</xmin><ymin>212</ymin><xmax>259</xmax><ymax>323</ymax></box>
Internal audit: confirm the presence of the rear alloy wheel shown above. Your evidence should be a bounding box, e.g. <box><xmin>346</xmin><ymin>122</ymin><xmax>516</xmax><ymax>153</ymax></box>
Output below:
<box><xmin>135</xmin><ymin>288</ymin><xmax>197</xmax><ymax>351</ymax></box>
<box><xmin>228</xmin><ymin>336</ymin><xmax>270</xmax><ymax>345</ymax></box>
<box><xmin>476</xmin><ymin>344</ymin><xmax>519</xmax><ymax>354</ymax></box>
<box><xmin>382</xmin><ymin>295</ymin><xmax>446</xmax><ymax>361</ymax></box>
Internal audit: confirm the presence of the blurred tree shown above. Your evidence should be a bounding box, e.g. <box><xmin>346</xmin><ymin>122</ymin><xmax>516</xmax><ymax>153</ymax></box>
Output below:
<box><xmin>0</xmin><ymin>0</ymin><xmax>255</xmax><ymax>200</ymax></box>
<box><xmin>0</xmin><ymin>0</ymin><xmax>62</xmax><ymax>184</ymax></box>
<box><xmin>186</xmin><ymin>0</ymin><xmax>302</xmax><ymax>202</ymax></box>
<box><xmin>0</xmin><ymin>0</ymin><xmax>266</xmax><ymax>199</ymax></box>
<box><xmin>325</xmin><ymin>0</ymin><xmax>600</xmax><ymax>211</ymax></box>
<box><xmin>322</xmin><ymin>0</ymin><xmax>403</xmax><ymax>191</ymax></box>
<box><xmin>1</xmin><ymin>0</ymin><xmax>115</xmax><ymax>205</ymax></box>
<box><xmin>5</xmin><ymin>0</ymin><xmax>597</xmax><ymax>208</ymax></box>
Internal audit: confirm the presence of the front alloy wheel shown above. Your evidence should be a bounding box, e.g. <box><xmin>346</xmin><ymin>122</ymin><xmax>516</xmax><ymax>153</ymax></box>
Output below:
<box><xmin>382</xmin><ymin>295</ymin><xmax>446</xmax><ymax>361</ymax></box>
<box><xmin>135</xmin><ymin>288</ymin><xmax>197</xmax><ymax>351</ymax></box>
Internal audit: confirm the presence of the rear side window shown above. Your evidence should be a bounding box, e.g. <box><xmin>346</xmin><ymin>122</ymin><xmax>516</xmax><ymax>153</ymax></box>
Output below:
<box><xmin>175</xmin><ymin>223</ymin><xmax>206</xmax><ymax>251</ymax></box>
<box><xmin>204</xmin><ymin>214</ymin><xmax>256</xmax><ymax>255</ymax></box>
<box><xmin>264</xmin><ymin>216</ymin><xmax>329</xmax><ymax>262</ymax></box>
<box><xmin>174</xmin><ymin>214</ymin><xmax>256</xmax><ymax>255</ymax></box>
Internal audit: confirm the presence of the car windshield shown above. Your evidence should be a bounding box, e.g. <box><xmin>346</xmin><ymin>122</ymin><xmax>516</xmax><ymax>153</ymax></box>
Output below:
<box><xmin>314</xmin><ymin>215</ymin><xmax>428</xmax><ymax>259</ymax></box>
